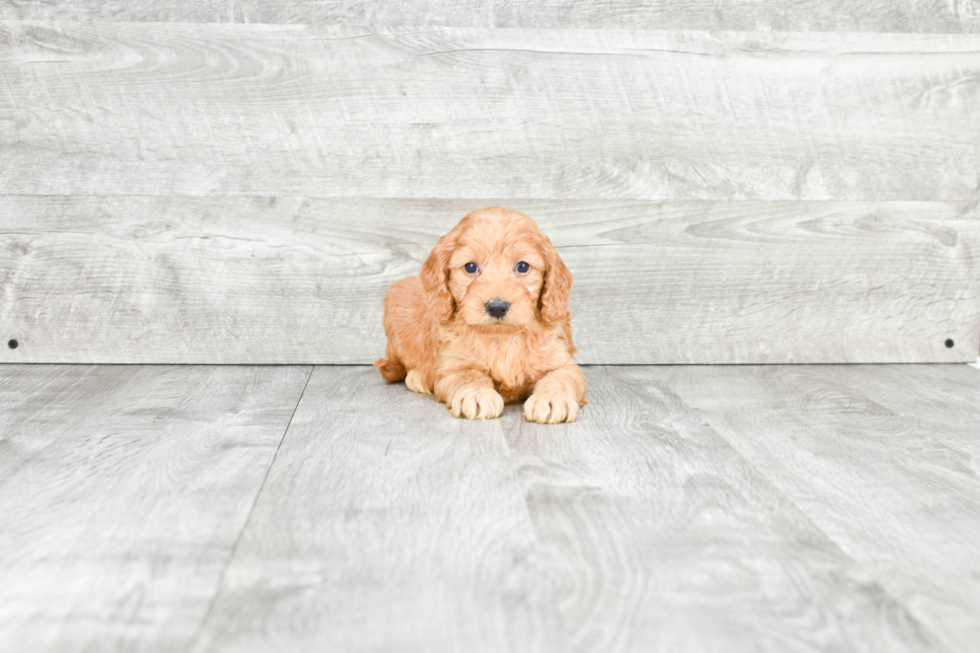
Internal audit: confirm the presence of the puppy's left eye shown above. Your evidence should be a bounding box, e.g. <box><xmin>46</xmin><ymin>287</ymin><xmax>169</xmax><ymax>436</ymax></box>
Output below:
<box><xmin>516</xmin><ymin>261</ymin><xmax>530</xmax><ymax>274</ymax></box>
<box><xmin>464</xmin><ymin>262</ymin><xmax>478</xmax><ymax>274</ymax></box>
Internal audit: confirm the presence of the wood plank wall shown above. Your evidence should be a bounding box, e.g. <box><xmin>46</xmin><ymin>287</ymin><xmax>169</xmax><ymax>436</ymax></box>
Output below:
<box><xmin>1</xmin><ymin>3</ymin><xmax>978</xmax><ymax>364</ymax></box>
<box><xmin>2</xmin><ymin>1</ymin><xmax>980</xmax><ymax>31</ymax></box>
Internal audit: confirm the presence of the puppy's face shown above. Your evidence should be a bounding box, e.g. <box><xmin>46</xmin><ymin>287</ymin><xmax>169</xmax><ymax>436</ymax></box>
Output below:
<box><xmin>420</xmin><ymin>207</ymin><xmax>572</xmax><ymax>328</ymax></box>
<box><xmin>447</xmin><ymin>228</ymin><xmax>545</xmax><ymax>328</ymax></box>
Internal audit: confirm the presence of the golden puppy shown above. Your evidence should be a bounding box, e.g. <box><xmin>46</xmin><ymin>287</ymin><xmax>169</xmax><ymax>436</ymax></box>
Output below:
<box><xmin>374</xmin><ymin>206</ymin><xmax>587</xmax><ymax>423</ymax></box>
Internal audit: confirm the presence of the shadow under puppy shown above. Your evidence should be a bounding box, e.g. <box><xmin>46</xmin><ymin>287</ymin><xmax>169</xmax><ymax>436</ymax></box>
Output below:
<box><xmin>375</xmin><ymin>206</ymin><xmax>587</xmax><ymax>423</ymax></box>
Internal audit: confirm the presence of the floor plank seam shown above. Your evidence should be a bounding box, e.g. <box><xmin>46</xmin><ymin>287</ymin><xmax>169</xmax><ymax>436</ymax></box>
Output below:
<box><xmin>186</xmin><ymin>364</ymin><xmax>315</xmax><ymax>652</ymax></box>
<box><xmin>687</xmin><ymin>399</ymin><xmax>958</xmax><ymax>652</ymax></box>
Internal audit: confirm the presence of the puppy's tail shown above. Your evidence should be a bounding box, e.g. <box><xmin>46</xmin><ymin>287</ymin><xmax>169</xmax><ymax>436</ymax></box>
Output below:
<box><xmin>373</xmin><ymin>358</ymin><xmax>407</xmax><ymax>383</ymax></box>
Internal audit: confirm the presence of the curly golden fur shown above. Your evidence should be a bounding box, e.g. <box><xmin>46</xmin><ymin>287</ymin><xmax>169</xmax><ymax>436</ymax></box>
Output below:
<box><xmin>374</xmin><ymin>206</ymin><xmax>587</xmax><ymax>423</ymax></box>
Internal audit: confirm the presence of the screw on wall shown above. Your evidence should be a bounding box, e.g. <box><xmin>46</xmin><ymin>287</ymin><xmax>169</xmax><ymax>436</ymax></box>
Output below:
<box><xmin>7</xmin><ymin>339</ymin><xmax>18</xmax><ymax>349</ymax></box>
<box><xmin>945</xmin><ymin>339</ymin><xmax>955</xmax><ymax>348</ymax></box>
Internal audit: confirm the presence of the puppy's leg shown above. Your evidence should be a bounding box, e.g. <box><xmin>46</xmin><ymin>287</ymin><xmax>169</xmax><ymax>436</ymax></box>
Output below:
<box><xmin>436</xmin><ymin>369</ymin><xmax>504</xmax><ymax>420</ymax></box>
<box><xmin>405</xmin><ymin>369</ymin><xmax>433</xmax><ymax>394</ymax></box>
<box><xmin>525</xmin><ymin>363</ymin><xmax>587</xmax><ymax>424</ymax></box>
<box><xmin>378</xmin><ymin>276</ymin><xmax>435</xmax><ymax>389</ymax></box>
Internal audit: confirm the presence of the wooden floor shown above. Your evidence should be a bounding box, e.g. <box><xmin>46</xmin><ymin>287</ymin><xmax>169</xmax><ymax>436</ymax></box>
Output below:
<box><xmin>1</xmin><ymin>363</ymin><xmax>978</xmax><ymax>653</ymax></box>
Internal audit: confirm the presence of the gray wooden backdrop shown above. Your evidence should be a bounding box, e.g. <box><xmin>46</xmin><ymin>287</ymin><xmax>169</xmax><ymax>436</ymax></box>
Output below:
<box><xmin>1</xmin><ymin>4</ymin><xmax>978</xmax><ymax>364</ymax></box>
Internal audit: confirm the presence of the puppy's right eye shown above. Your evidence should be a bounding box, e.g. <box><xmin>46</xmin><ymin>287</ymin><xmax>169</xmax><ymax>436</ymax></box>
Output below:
<box><xmin>464</xmin><ymin>262</ymin><xmax>478</xmax><ymax>274</ymax></box>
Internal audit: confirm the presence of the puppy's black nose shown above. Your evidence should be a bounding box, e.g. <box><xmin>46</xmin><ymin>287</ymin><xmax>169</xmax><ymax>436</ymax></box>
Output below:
<box><xmin>485</xmin><ymin>299</ymin><xmax>510</xmax><ymax>319</ymax></box>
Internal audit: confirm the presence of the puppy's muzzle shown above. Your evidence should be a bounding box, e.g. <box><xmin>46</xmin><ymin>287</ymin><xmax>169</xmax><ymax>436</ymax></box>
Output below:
<box><xmin>484</xmin><ymin>299</ymin><xmax>510</xmax><ymax>319</ymax></box>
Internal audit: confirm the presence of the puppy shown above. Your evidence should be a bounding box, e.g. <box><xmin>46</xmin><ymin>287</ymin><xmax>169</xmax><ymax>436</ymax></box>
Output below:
<box><xmin>374</xmin><ymin>206</ymin><xmax>587</xmax><ymax>423</ymax></box>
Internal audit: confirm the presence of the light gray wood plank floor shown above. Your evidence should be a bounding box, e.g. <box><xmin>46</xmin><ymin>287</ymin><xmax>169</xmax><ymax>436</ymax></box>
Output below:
<box><xmin>663</xmin><ymin>364</ymin><xmax>980</xmax><ymax>653</ymax></box>
<box><xmin>1</xmin><ymin>363</ymin><xmax>978</xmax><ymax>652</ymax></box>
<box><xmin>0</xmin><ymin>365</ymin><xmax>313</xmax><ymax>653</ymax></box>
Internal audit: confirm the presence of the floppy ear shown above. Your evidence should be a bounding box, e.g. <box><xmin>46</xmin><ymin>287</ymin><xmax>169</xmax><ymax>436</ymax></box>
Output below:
<box><xmin>540</xmin><ymin>235</ymin><xmax>572</xmax><ymax>323</ymax></box>
<box><xmin>420</xmin><ymin>234</ymin><xmax>456</xmax><ymax>322</ymax></box>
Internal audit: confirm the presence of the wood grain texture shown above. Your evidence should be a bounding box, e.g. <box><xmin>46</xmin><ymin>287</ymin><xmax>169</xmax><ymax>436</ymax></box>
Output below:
<box><xmin>513</xmin><ymin>366</ymin><xmax>950</xmax><ymax>652</ymax></box>
<box><xmin>664</xmin><ymin>364</ymin><xmax>980</xmax><ymax>653</ymax></box>
<box><xmin>2</xmin><ymin>24</ymin><xmax>980</xmax><ymax>200</ymax></box>
<box><xmin>191</xmin><ymin>365</ymin><xmax>565</xmax><ymax>653</ymax></box>
<box><xmin>2</xmin><ymin>0</ymin><xmax>980</xmax><ymax>32</ymax></box>
<box><xmin>2</xmin><ymin>363</ymin><xmax>976</xmax><ymax>651</ymax></box>
<box><xmin>0</xmin><ymin>364</ymin><xmax>312</xmax><ymax>653</ymax></box>
<box><xmin>831</xmin><ymin>364</ymin><xmax>980</xmax><ymax>423</ymax></box>
<box><xmin>194</xmin><ymin>365</ymin><xmax>949</xmax><ymax>652</ymax></box>
<box><xmin>1</xmin><ymin>197</ymin><xmax>976</xmax><ymax>364</ymax></box>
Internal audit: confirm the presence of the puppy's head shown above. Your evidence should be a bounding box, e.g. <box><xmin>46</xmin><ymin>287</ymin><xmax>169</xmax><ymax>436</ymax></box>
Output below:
<box><xmin>420</xmin><ymin>207</ymin><xmax>572</xmax><ymax>328</ymax></box>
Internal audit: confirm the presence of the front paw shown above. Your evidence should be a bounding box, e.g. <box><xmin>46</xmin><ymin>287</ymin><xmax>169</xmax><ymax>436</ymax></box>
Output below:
<box><xmin>524</xmin><ymin>391</ymin><xmax>580</xmax><ymax>424</ymax></box>
<box><xmin>449</xmin><ymin>386</ymin><xmax>504</xmax><ymax>420</ymax></box>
